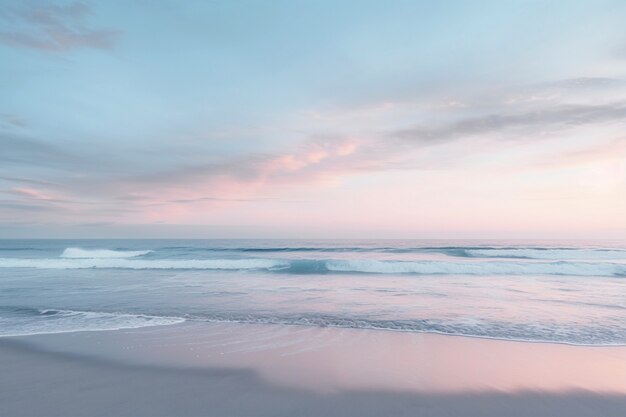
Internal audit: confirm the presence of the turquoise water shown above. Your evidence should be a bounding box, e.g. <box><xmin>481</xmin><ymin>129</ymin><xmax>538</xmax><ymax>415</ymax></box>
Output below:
<box><xmin>1</xmin><ymin>239</ymin><xmax>625</xmax><ymax>345</ymax></box>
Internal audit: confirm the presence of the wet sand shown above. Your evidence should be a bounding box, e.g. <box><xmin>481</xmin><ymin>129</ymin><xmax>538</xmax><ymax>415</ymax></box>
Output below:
<box><xmin>1</xmin><ymin>322</ymin><xmax>626</xmax><ymax>416</ymax></box>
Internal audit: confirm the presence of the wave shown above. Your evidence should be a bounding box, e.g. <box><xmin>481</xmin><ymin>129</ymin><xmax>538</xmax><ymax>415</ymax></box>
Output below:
<box><xmin>1</xmin><ymin>307</ymin><xmax>622</xmax><ymax>345</ymax></box>
<box><xmin>5</xmin><ymin>245</ymin><xmax>623</xmax><ymax>259</ymax></box>
<box><xmin>461</xmin><ymin>248</ymin><xmax>626</xmax><ymax>260</ymax></box>
<box><xmin>156</xmin><ymin>245</ymin><xmax>626</xmax><ymax>257</ymax></box>
<box><xmin>0</xmin><ymin>257</ymin><xmax>288</xmax><ymax>270</ymax></box>
<box><xmin>183</xmin><ymin>312</ymin><xmax>626</xmax><ymax>345</ymax></box>
<box><xmin>61</xmin><ymin>247</ymin><xmax>153</xmax><ymax>259</ymax></box>
<box><xmin>0</xmin><ymin>257</ymin><xmax>625</xmax><ymax>276</ymax></box>
<box><xmin>0</xmin><ymin>306</ymin><xmax>184</xmax><ymax>337</ymax></box>
<box><xmin>325</xmin><ymin>259</ymin><xmax>626</xmax><ymax>276</ymax></box>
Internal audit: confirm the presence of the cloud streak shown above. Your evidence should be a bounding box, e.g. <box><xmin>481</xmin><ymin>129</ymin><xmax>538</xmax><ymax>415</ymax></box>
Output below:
<box><xmin>5</xmin><ymin>78</ymin><xmax>626</xmax><ymax>224</ymax></box>
<box><xmin>2</xmin><ymin>68</ymin><xmax>626</xmax><ymax>234</ymax></box>
<box><xmin>395</xmin><ymin>103</ymin><xmax>626</xmax><ymax>144</ymax></box>
<box><xmin>0</xmin><ymin>133</ymin><xmax>77</xmax><ymax>167</ymax></box>
<box><xmin>0</xmin><ymin>1</ymin><xmax>119</xmax><ymax>52</ymax></box>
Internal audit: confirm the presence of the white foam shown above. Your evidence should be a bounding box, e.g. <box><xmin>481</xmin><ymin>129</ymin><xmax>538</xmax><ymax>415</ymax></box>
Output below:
<box><xmin>326</xmin><ymin>259</ymin><xmax>626</xmax><ymax>277</ymax></box>
<box><xmin>0</xmin><ymin>257</ymin><xmax>288</xmax><ymax>270</ymax></box>
<box><xmin>465</xmin><ymin>248</ymin><xmax>626</xmax><ymax>260</ymax></box>
<box><xmin>1</xmin><ymin>256</ymin><xmax>625</xmax><ymax>276</ymax></box>
<box><xmin>0</xmin><ymin>309</ymin><xmax>185</xmax><ymax>337</ymax></box>
<box><xmin>61</xmin><ymin>247</ymin><xmax>153</xmax><ymax>259</ymax></box>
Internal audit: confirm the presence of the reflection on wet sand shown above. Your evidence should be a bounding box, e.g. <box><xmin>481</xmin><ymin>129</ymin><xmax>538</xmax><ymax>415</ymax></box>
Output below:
<box><xmin>15</xmin><ymin>321</ymin><xmax>626</xmax><ymax>394</ymax></box>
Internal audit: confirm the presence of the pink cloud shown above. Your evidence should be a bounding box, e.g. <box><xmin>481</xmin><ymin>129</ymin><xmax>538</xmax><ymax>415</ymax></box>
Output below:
<box><xmin>11</xmin><ymin>187</ymin><xmax>57</xmax><ymax>201</ymax></box>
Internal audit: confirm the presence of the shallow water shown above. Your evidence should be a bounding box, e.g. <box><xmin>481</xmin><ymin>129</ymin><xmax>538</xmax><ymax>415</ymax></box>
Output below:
<box><xmin>1</xmin><ymin>239</ymin><xmax>625</xmax><ymax>345</ymax></box>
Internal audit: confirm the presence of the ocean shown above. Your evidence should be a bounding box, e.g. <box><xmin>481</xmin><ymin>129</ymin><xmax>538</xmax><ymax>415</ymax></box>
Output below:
<box><xmin>1</xmin><ymin>239</ymin><xmax>625</xmax><ymax>345</ymax></box>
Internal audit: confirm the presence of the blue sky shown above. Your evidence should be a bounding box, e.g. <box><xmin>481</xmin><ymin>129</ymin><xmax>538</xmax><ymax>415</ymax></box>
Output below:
<box><xmin>1</xmin><ymin>0</ymin><xmax>626</xmax><ymax>238</ymax></box>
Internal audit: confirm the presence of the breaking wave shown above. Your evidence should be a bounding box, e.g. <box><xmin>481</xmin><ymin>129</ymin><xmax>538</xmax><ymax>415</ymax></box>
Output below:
<box><xmin>0</xmin><ymin>306</ymin><xmax>184</xmax><ymax>337</ymax></box>
<box><xmin>150</xmin><ymin>245</ymin><xmax>626</xmax><ymax>261</ymax></box>
<box><xmin>461</xmin><ymin>248</ymin><xmax>626</xmax><ymax>260</ymax></box>
<box><xmin>0</xmin><ymin>257</ymin><xmax>625</xmax><ymax>276</ymax></box>
<box><xmin>324</xmin><ymin>259</ymin><xmax>626</xmax><ymax>276</ymax></box>
<box><xmin>61</xmin><ymin>247</ymin><xmax>153</xmax><ymax>259</ymax></box>
<box><xmin>1</xmin><ymin>307</ymin><xmax>623</xmax><ymax>345</ymax></box>
<box><xmin>0</xmin><ymin>257</ymin><xmax>288</xmax><ymax>270</ymax></box>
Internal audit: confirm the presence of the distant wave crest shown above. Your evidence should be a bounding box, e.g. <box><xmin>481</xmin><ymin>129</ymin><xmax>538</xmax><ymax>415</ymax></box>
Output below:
<box><xmin>1</xmin><ymin>257</ymin><xmax>625</xmax><ymax>277</ymax></box>
<box><xmin>61</xmin><ymin>247</ymin><xmax>153</xmax><ymax>259</ymax></box>
<box><xmin>0</xmin><ymin>257</ymin><xmax>289</xmax><ymax>270</ymax></box>
<box><xmin>462</xmin><ymin>248</ymin><xmax>626</xmax><ymax>260</ymax></box>
<box><xmin>324</xmin><ymin>259</ymin><xmax>626</xmax><ymax>277</ymax></box>
<box><xmin>151</xmin><ymin>245</ymin><xmax>626</xmax><ymax>261</ymax></box>
<box><xmin>52</xmin><ymin>246</ymin><xmax>626</xmax><ymax>262</ymax></box>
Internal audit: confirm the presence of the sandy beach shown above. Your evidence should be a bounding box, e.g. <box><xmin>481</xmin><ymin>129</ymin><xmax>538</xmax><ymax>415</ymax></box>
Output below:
<box><xmin>2</xmin><ymin>322</ymin><xmax>626</xmax><ymax>417</ymax></box>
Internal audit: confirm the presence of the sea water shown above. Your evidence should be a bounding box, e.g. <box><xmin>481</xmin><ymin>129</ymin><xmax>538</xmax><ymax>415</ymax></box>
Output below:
<box><xmin>1</xmin><ymin>239</ymin><xmax>625</xmax><ymax>345</ymax></box>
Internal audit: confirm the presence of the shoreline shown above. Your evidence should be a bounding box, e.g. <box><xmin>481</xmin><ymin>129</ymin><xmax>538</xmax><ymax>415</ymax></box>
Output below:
<box><xmin>2</xmin><ymin>321</ymin><xmax>626</xmax><ymax>416</ymax></box>
<box><xmin>5</xmin><ymin>307</ymin><xmax>626</xmax><ymax>347</ymax></box>
<box><xmin>6</xmin><ymin>320</ymin><xmax>626</xmax><ymax>348</ymax></box>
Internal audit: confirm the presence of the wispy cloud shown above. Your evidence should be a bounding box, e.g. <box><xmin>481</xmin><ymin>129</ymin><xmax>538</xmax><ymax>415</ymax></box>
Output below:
<box><xmin>533</xmin><ymin>77</ymin><xmax>625</xmax><ymax>91</ymax></box>
<box><xmin>527</xmin><ymin>137</ymin><xmax>626</xmax><ymax>170</ymax></box>
<box><xmin>169</xmin><ymin>196</ymin><xmax>273</xmax><ymax>204</ymax></box>
<box><xmin>0</xmin><ymin>201</ymin><xmax>62</xmax><ymax>212</ymax></box>
<box><xmin>0</xmin><ymin>176</ymin><xmax>59</xmax><ymax>187</ymax></box>
<box><xmin>5</xmin><ymin>76</ymin><xmax>626</xmax><ymax>216</ymax></box>
<box><xmin>0</xmin><ymin>1</ymin><xmax>119</xmax><ymax>52</ymax></box>
<box><xmin>0</xmin><ymin>114</ymin><xmax>27</xmax><ymax>128</ymax></box>
<box><xmin>2</xmin><ymin>71</ymin><xmax>626</xmax><ymax>231</ymax></box>
<box><xmin>395</xmin><ymin>103</ymin><xmax>626</xmax><ymax>144</ymax></box>
<box><xmin>0</xmin><ymin>133</ymin><xmax>77</xmax><ymax>167</ymax></box>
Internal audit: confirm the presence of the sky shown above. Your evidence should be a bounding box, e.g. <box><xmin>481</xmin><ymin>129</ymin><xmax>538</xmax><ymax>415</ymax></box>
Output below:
<box><xmin>1</xmin><ymin>0</ymin><xmax>626</xmax><ymax>239</ymax></box>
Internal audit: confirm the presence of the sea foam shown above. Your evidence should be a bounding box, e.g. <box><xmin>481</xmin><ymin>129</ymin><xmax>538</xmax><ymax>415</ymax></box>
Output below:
<box><xmin>61</xmin><ymin>247</ymin><xmax>153</xmax><ymax>259</ymax></box>
<box><xmin>463</xmin><ymin>248</ymin><xmax>626</xmax><ymax>260</ymax></box>
<box><xmin>182</xmin><ymin>311</ymin><xmax>626</xmax><ymax>346</ymax></box>
<box><xmin>325</xmin><ymin>259</ymin><xmax>626</xmax><ymax>276</ymax></box>
<box><xmin>1</xmin><ymin>257</ymin><xmax>625</xmax><ymax>276</ymax></box>
<box><xmin>0</xmin><ymin>307</ymin><xmax>184</xmax><ymax>337</ymax></box>
<box><xmin>0</xmin><ymin>257</ymin><xmax>289</xmax><ymax>270</ymax></box>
